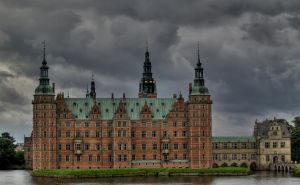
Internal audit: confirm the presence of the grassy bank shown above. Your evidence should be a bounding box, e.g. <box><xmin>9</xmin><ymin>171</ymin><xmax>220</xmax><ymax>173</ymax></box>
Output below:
<box><xmin>293</xmin><ymin>165</ymin><xmax>300</xmax><ymax>176</ymax></box>
<box><xmin>32</xmin><ymin>167</ymin><xmax>250</xmax><ymax>178</ymax></box>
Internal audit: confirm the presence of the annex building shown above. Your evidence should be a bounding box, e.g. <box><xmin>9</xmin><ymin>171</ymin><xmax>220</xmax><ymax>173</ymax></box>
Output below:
<box><xmin>24</xmin><ymin>45</ymin><xmax>291</xmax><ymax>170</ymax></box>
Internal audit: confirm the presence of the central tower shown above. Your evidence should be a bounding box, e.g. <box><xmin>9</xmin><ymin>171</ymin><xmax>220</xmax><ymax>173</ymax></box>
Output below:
<box><xmin>138</xmin><ymin>44</ymin><xmax>157</xmax><ymax>98</ymax></box>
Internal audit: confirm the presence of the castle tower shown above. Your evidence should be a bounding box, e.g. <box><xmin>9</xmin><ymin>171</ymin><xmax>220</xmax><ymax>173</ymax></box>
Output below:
<box><xmin>188</xmin><ymin>45</ymin><xmax>212</xmax><ymax>168</ymax></box>
<box><xmin>32</xmin><ymin>42</ymin><xmax>57</xmax><ymax>169</ymax></box>
<box><xmin>138</xmin><ymin>43</ymin><xmax>157</xmax><ymax>98</ymax></box>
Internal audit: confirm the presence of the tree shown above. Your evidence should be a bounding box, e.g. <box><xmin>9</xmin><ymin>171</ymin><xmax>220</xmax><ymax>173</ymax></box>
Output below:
<box><xmin>291</xmin><ymin>117</ymin><xmax>300</xmax><ymax>162</ymax></box>
<box><xmin>1</xmin><ymin>132</ymin><xmax>16</xmax><ymax>144</ymax></box>
<box><xmin>0</xmin><ymin>138</ymin><xmax>16</xmax><ymax>169</ymax></box>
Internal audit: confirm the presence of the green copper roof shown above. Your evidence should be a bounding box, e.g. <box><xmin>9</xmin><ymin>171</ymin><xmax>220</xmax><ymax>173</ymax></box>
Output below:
<box><xmin>35</xmin><ymin>85</ymin><xmax>55</xmax><ymax>95</ymax></box>
<box><xmin>212</xmin><ymin>136</ymin><xmax>256</xmax><ymax>142</ymax></box>
<box><xmin>190</xmin><ymin>86</ymin><xmax>209</xmax><ymax>96</ymax></box>
<box><xmin>64</xmin><ymin>98</ymin><xmax>176</xmax><ymax>120</ymax></box>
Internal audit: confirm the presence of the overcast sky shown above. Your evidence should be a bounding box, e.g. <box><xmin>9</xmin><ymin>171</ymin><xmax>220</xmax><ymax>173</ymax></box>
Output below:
<box><xmin>1</xmin><ymin>0</ymin><xmax>300</xmax><ymax>142</ymax></box>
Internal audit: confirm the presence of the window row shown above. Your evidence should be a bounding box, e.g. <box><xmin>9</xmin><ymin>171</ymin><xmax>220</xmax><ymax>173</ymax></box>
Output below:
<box><xmin>213</xmin><ymin>153</ymin><xmax>256</xmax><ymax>160</ymax></box>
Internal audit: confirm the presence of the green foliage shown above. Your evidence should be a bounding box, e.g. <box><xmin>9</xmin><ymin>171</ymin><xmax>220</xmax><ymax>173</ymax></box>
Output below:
<box><xmin>292</xmin><ymin>117</ymin><xmax>300</xmax><ymax>127</ymax></box>
<box><xmin>14</xmin><ymin>151</ymin><xmax>25</xmax><ymax>166</ymax></box>
<box><xmin>0</xmin><ymin>132</ymin><xmax>24</xmax><ymax>169</ymax></box>
<box><xmin>291</xmin><ymin>117</ymin><xmax>300</xmax><ymax>162</ymax></box>
<box><xmin>0</xmin><ymin>137</ymin><xmax>16</xmax><ymax>169</ymax></box>
<box><xmin>293</xmin><ymin>165</ymin><xmax>300</xmax><ymax>176</ymax></box>
<box><xmin>32</xmin><ymin>167</ymin><xmax>250</xmax><ymax>177</ymax></box>
<box><xmin>1</xmin><ymin>132</ymin><xmax>16</xmax><ymax>144</ymax></box>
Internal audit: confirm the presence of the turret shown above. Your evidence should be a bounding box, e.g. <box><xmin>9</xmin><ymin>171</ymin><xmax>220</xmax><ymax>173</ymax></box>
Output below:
<box><xmin>138</xmin><ymin>42</ymin><xmax>157</xmax><ymax>98</ymax></box>
<box><xmin>189</xmin><ymin>43</ymin><xmax>209</xmax><ymax>96</ymax></box>
<box><xmin>34</xmin><ymin>41</ymin><xmax>55</xmax><ymax>95</ymax></box>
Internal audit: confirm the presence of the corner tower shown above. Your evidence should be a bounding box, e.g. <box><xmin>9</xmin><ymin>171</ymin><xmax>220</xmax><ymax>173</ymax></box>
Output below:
<box><xmin>138</xmin><ymin>43</ymin><xmax>157</xmax><ymax>98</ymax></box>
<box><xmin>32</xmin><ymin>42</ymin><xmax>57</xmax><ymax>169</ymax></box>
<box><xmin>188</xmin><ymin>44</ymin><xmax>212</xmax><ymax>168</ymax></box>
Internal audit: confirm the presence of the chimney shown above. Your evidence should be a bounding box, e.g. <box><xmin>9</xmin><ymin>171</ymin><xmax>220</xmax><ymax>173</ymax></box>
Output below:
<box><xmin>52</xmin><ymin>83</ymin><xmax>55</xmax><ymax>93</ymax></box>
<box><xmin>189</xmin><ymin>83</ymin><xmax>192</xmax><ymax>94</ymax></box>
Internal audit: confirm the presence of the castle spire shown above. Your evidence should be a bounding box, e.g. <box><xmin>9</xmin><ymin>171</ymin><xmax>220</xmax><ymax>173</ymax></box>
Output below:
<box><xmin>42</xmin><ymin>41</ymin><xmax>47</xmax><ymax>65</ymax></box>
<box><xmin>34</xmin><ymin>41</ymin><xmax>54</xmax><ymax>95</ymax></box>
<box><xmin>189</xmin><ymin>43</ymin><xmax>209</xmax><ymax>95</ymax></box>
<box><xmin>197</xmin><ymin>41</ymin><xmax>201</xmax><ymax>67</ymax></box>
<box><xmin>138</xmin><ymin>41</ymin><xmax>157</xmax><ymax>98</ymax></box>
<box><xmin>90</xmin><ymin>73</ymin><xmax>96</xmax><ymax>99</ymax></box>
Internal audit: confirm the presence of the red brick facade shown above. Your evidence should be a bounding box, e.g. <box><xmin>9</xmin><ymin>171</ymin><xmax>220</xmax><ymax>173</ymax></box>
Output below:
<box><xmin>28</xmin><ymin>92</ymin><xmax>212</xmax><ymax>169</ymax></box>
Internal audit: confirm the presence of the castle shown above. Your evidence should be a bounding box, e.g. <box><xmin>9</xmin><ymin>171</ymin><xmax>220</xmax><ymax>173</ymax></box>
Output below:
<box><xmin>24</xmin><ymin>44</ymin><xmax>291</xmax><ymax>170</ymax></box>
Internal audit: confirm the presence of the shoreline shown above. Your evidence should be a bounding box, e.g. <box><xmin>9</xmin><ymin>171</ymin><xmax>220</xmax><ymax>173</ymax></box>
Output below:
<box><xmin>31</xmin><ymin>167</ymin><xmax>251</xmax><ymax>178</ymax></box>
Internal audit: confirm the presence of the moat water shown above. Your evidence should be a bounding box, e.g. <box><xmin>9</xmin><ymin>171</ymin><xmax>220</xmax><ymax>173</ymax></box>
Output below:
<box><xmin>0</xmin><ymin>170</ymin><xmax>299</xmax><ymax>185</ymax></box>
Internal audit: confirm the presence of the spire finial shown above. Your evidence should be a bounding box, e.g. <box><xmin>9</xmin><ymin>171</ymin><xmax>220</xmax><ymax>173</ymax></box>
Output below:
<box><xmin>197</xmin><ymin>41</ymin><xmax>201</xmax><ymax>66</ymax></box>
<box><xmin>146</xmin><ymin>40</ymin><xmax>149</xmax><ymax>52</ymax></box>
<box><xmin>145</xmin><ymin>40</ymin><xmax>149</xmax><ymax>59</ymax></box>
<box><xmin>92</xmin><ymin>72</ymin><xmax>94</xmax><ymax>81</ymax></box>
<box><xmin>42</xmin><ymin>40</ymin><xmax>47</xmax><ymax>65</ymax></box>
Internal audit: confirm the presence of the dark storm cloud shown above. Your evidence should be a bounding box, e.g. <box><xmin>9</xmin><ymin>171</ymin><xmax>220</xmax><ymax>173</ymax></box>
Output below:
<box><xmin>1</xmin><ymin>0</ymin><xmax>300</xmax><ymax>141</ymax></box>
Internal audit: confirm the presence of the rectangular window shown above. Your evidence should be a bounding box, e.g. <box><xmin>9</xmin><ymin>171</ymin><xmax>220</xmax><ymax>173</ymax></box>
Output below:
<box><xmin>281</xmin><ymin>142</ymin><xmax>285</xmax><ymax>148</ymax></box>
<box><xmin>108</xmin><ymin>130</ymin><xmax>113</xmax><ymax>138</ymax></box>
<box><xmin>89</xmin><ymin>155</ymin><xmax>92</xmax><ymax>162</ymax></box>
<box><xmin>66</xmin><ymin>144</ymin><xmax>71</xmax><ymax>150</ymax></box>
<box><xmin>85</xmin><ymin>122</ymin><xmax>89</xmax><ymax>128</ymax></box>
<box><xmin>251</xmin><ymin>154</ymin><xmax>256</xmax><ymax>160</ymax></box>
<box><xmin>153</xmin><ymin>154</ymin><xmax>157</xmax><ymax>160</ymax></box>
<box><xmin>173</xmin><ymin>131</ymin><xmax>177</xmax><ymax>137</ymax></box>
<box><xmin>66</xmin><ymin>155</ymin><xmax>70</xmax><ymax>162</ymax></box>
<box><xmin>265</xmin><ymin>142</ymin><xmax>270</xmax><ymax>148</ymax></box>
<box><xmin>242</xmin><ymin>154</ymin><xmax>247</xmax><ymax>160</ymax></box>
<box><xmin>183</xmin><ymin>154</ymin><xmax>187</xmax><ymax>160</ymax></box>
<box><xmin>124</xmin><ymin>155</ymin><xmax>127</xmax><ymax>161</ymax></box>
<box><xmin>213</xmin><ymin>143</ymin><xmax>218</xmax><ymax>149</ymax></box>
<box><xmin>58</xmin><ymin>144</ymin><xmax>62</xmax><ymax>150</ymax></box>
<box><xmin>142</xmin><ymin>131</ymin><xmax>146</xmax><ymax>138</ymax></box>
<box><xmin>97</xmin><ymin>155</ymin><xmax>101</xmax><ymax>161</ymax></box>
<box><xmin>57</xmin><ymin>131</ymin><xmax>61</xmax><ymax>138</ymax></box>
<box><xmin>96</xmin><ymin>144</ymin><xmax>101</xmax><ymax>150</ymax></box>
<box><xmin>213</xmin><ymin>154</ymin><xmax>218</xmax><ymax>160</ymax></box>
<box><xmin>142</xmin><ymin>144</ymin><xmax>146</xmax><ymax>150</ymax></box>
<box><xmin>241</xmin><ymin>143</ymin><xmax>247</xmax><ymax>149</ymax></box>
<box><xmin>142</xmin><ymin>154</ymin><xmax>146</xmax><ymax>160</ymax></box>
<box><xmin>266</xmin><ymin>155</ymin><xmax>270</xmax><ymax>161</ymax></box>
<box><xmin>174</xmin><ymin>154</ymin><xmax>178</xmax><ymax>159</ymax></box>
<box><xmin>96</xmin><ymin>131</ymin><xmax>101</xmax><ymax>138</ymax></box>
<box><xmin>66</xmin><ymin>131</ymin><xmax>70</xmax><ymax>138</ymax></box>
<box><xmin>223</xmin><ymin>143</ymin><xmax>227</xmax><ymax>149</ymax></box>
<box><xmin>183</xmin><ymin>143</ymin><xmax>188</xmax><ymax>150</ymax></box>
<box><xmin>108</xmin><ymin>143</ymin><xmax>113</xmax><ymax>150</ymax></box>
<box><xmin>131</xmin><ymin>131</ymin><xmax>135</xmax><ymax>137</ymax></box>
<box><xmin>75</xmin><ymin>143</ymin><xmax>81</xmax><ymax>150</ymax></box>
<box><xmin>58</xmin><ymin>154</ymin><xmax>62</xmax><ymax>162</ymax></box>
<box><xmin>223</xmin><ymin>154</ymin><xmax>227</xmax><ymax>160</ymax></box>
<box><xmin>132</xmin><ymin>154</ymin><xmax>136</xmax><ymax>160</ymax></box>
<box><xmin>118</xmin><ymin>155</ymin><xmax>122</xmax><ymax>161</ymax></box>
<box><xmin>153</xmin><ymin>143</ymin><xmax>157</xmax><ymax>150</ymax></box>
<box><xmin>75</xmin><ymin>131</ymin><xmax>80</xmax><ymax>138</ymax></box>
<box><xmin>109</xmin><ymin>155</ymin><xmax>113</xmax><ymax>162</ymax></box>
<box><xmin>132</xmin><ymin>144</ymin><xmax>136</xmax><ymax>150</ymax></box>
<box><xmin>77</xmin><ymin>155</ymin><xmax>80</xmax><ymax>161</ymax></box>
<box><xmin>174</xmin><ymin>143</ymin><xmax>178</xmax><ymax>150</ymax></box>
<box><xmin>85</xmin><ymin>131</ymin><xmax>89</xmax><ymax>138</ymax></box>
<box><xmin>232</xmin><ymin>154</ymin><xmax>237</xmax><ymax>160</ymax></box>
<box><xmin>152</xmin><ymin>131</ymin><xmax>156</xmax><ymax>137</ymax></box>
<box><xmin>273</xmin><ymin>142</ymin><xmax>278</xmax><ymax>148</ymax></box>
<box><xmin>231</xmin><ymin>143</ymin><xmax>237</xmax><ymax>149</ymax></box>
<box><xmin>85</xmin><ymin>144</ymin><xmax>89</xmax><ymax>150</ymax></box>
<box><xmin>163</xmin><ymin>130</ymin><xmax>167</xmax><ymax>137</ymax></box>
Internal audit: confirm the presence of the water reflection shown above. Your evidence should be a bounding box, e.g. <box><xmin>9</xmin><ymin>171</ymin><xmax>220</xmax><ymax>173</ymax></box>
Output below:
<box><xmin>0</xmin><ymin>170</ymin><xmax>299</xmax><ymax>185</ymax></box>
